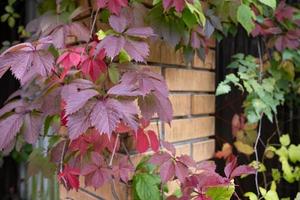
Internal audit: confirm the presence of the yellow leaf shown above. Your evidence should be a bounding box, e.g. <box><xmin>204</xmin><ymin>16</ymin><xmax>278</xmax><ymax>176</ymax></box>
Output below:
<box><xmin>234</xmin><ymin>141</ymin><xmax>254</xmax><ymax>155</ymax></box>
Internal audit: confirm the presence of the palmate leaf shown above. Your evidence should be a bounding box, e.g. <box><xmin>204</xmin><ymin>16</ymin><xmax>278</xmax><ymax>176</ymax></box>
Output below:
<box><xmin>96</xmin><ymin>0</ymin><xmax>128</xmax><ymax>15</ymax></box>
<box><xmin>0</xmin><ymin>37</ymin><xmax>54</xmax><ymax>85</ymax></box>
<box><xmin>237</xmin><ymin>4</ymin><xmax>255</xmax><ymax>34</ymax></box>
<box><xmin>63</xmin><ymin>80</ymin><xmax>139</xmax><ymax>139</ymax></box>
<box><xmin>0</xmin><ymin>114</ymin><xmax>23</xmax><ymax>151</ymax></box>
<box><xmin>81</xmin><ymin>152</ymin><xmax>112</xmax><ymax>188</ymax></box>
<box><xmin>26</xmin><ymin>12</ymin><xmax>89</xmax><ymax>49</ymax></box>
<box><xmin>205</xmin><ymin>184</ymin><xmax>235</xmax><ymax>200</ymax></box>
<box><xmin>108</xmin><ymin>68</ymin><xmax>173</xmax><ymax>123</ymax></box>
<box><xmin>96</xmin><ymin>13</ymin><xmax>153</xmax><ymax>62</ymax></box>
<box><xmin>90</xmin><ymin>99</ymin><xmax>138</xmax><ymax>137</ymax></box>
<box><xmin>133</xmin><ymin>173</ymin><xmax>161</xmax><ymax>200</ymax></box>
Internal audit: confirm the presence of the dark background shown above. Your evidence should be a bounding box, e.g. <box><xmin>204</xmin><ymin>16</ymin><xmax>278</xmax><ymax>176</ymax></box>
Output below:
<box><xmin>0</xmin><ymin>0</ymin><xmax>300</xmax><ymax>199</ymax></box>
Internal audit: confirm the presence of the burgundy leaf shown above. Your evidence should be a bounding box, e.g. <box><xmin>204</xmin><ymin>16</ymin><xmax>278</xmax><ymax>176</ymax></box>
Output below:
<box><xmin>224</xmin><ymin>156</ymin><xmax>237</xmax><ymax>178</ymax></box>
<box><xmin>90</xmin><ymin>99</ymin><xmax>138</xmax><ymax>137</ymax></box>
<box><xmin>149</xmin><ymin>152</ymin><xmax>172</xmax><ymax>166</ymax></box>
<box><xmin>230</xmin><ymin>165</ymin><xmax>256</xmax><ymax>179</ymax></box>
<box><xmin>175</xmin><ymin>161</ymin><xmax>189</xmax><ymax>183</ymax></box>
<box><xmin>275</xmin><ymin>1</ymin><xmax>295</xmax><ymax>22</ymax></box>
<box><xmin>109</xmin><ymin>15</ymin><xmax>128</xmax><ymax>33</ymax></box>
<box><xmin>81</xmin><ymin>152</ymin><xmax>112</xmax><ymax>188</ymax></box>
<box><xmin>197</xmin><ymin>161</ymin><xmax>217</xmax><ymax>172</ymax></box>
<box><xmin>162</xmin><ymin>141</ymin><xmax>176</xmax><ymax>156</ymax></box>
<box><xmin>0</xmin><ymin>100</ymin><xmax>24</xmax><ymax>117</ymax></box>
<box><xmin>109</xmin><ymin>69</ymin><xmax>173</xmax><ymax>122</ymax></box>
<box><xmin>96</xmin><ymin>0</ymin><xmax>128</xmax><ymax>15</ymax></box>
<box><xmin>67</xmin><ymin>101</ymin><xmax>94</xmax><ymax>140</ymax></box>
<box><xmin>23</xmin><ymin>113</ymin><xmax>43</xmax><ymax>144</ymax></box>
<box><xmin>160</xmin><ymin>159</ymin><xmax>175</xmax><ymax>183</ymax></box>
<box><xmin>0</xmin><ymin>114</ymin><xmax>23</xmax><ymax>150</ymax></box>
<box><xmin>96</xmin><ymin>35</ymin><xmax>126</xmax><ymax>59</ymax></box>
<box><xmin>0</xmin><ymin>37</ymin><xmax>54</xmax><ymax>85</ymax></box>
<box><xmin>177</xmin><ymin>155</ymin><xmax>196</xmax><ymax>168</ymax></box>
<box><xmin>123</xmin><ymin>40</ymin><xmax>149</xmax><ymax>62</ymax></box>
<box><xmin>69</xmin><ymin>134</ymin><xmax>92</xmax><ymax>156</ymax></box>
<box><xmin>64</xmin><ymin>89</ymin><xmax>98</xmax><ymax>115</ymax></box>
<box><xmin>113</xmin><ymin>156</ymin><xmax>134</xmax><ymax>182</ymax></box>
<box><xmin>125</xmin><ymin>27</ymin><xmax>154</xmax><ymax>38</ymax></box>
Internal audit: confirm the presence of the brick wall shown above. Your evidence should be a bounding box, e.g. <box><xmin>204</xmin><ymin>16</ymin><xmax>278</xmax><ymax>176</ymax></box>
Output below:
<box><xmin>61</xmin><ymin>2</ymin><xmax>216</xmax><ymax>199</ymax></box>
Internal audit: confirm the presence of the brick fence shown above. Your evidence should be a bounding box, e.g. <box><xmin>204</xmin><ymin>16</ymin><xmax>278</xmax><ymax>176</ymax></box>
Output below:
<box><xmin>60</xmin><ymin>2</ymin><xmax>216</xmax><ymax>199</ymax></box>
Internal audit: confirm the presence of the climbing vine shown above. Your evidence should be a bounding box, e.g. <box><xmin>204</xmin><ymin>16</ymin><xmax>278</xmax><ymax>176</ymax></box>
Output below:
<box><xmin>0</xmin><ymin>0</ymin><xmax>299</xmax><ymax>199</ymax></box>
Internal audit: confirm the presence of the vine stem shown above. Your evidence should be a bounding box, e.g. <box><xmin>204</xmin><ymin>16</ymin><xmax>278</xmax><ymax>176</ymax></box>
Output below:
<box><xmin>59</xmin><ymin>140</ymin><xmax>68</xmax><ymax>172</ymax></box>
<box><xmin>109</xmin><ymin>134</ymin><xmax>119</xmax><ymax>167</ymax></box>
<box><xmin>121</xmin><ymin>141</ymin><xmax>134</xmax><ymax>166</ymax></box>
<box><xmin>254</xmin><ymin>37</ymin><xmax>264</xmax><ymax>196</ymax></box>
<box><xmin>254</xmin><ymin>117</ymin><xmax>263</xmax><ymax>195</ymax></box>
<box><xmin>59</xmin><ymin>139</ymin><xmax>69</xmax><ymax>188</ymax></box>
<box><xmin>109</xmin><ymin>134</ymin><xmax>120</xmax><ymax>200</ymax></box>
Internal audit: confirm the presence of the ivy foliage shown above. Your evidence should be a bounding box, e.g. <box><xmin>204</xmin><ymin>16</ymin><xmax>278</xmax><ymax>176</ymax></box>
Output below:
<box><xmin>216</xmin><ymin>54</ymin><xmax>285</xmax><ymax>123</ymax></box>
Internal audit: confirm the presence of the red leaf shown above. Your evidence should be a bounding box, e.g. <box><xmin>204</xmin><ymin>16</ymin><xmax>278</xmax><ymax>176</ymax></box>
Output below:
<box><xmin>136</xmin><ymin>128</ymin><xmax>149</xmax><ymax>153</ymax></box>
<box><xmin>58</xmin><ymin>165</ymin><xmax>80</xmax><ymax>191</ymax></box>
<box><xmin>147</xmin><ymin>130</ymin><xmax>159</xmax><ymax>152</ymax></box>
<box><xmin>275</xmin><ymin>1</ymin><xmax>295</xmax><ymax>22</ymax></box>
<box><xmin>115</xmin><ymin>122</ymin><xmax>132</xmax><ymax>133</ymax></box>
<box><xmin>215</xmin><ymin>143</ymin><xmax>233</xmax><ymax>160</ymax></box>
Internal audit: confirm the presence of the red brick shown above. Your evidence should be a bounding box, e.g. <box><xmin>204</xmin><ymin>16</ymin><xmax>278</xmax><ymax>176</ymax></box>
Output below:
<box><xmin>165</xmin><ymin>69</ymin><xmax>215</xmax><ymax>91</ymax></box>
<box><xmin>165</xmin><ymin>117</ymin><xmax>215</xmax><ymax>142</ymax></box>
<box><xmin>192</xmin><ymin>139</ymin><xmax>215</xmax><ymax>162</ymax></box>
<box><xmin>191</xmin><ymin>95</ymin><xmax>215</xmax><ymax>114</ymax></box>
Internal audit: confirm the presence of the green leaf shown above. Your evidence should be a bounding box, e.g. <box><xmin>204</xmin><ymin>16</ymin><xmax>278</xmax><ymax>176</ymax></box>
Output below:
<box><xmin>279</xmin><ymin>134</ymin><xmax>291</xmax><ymax>146</ymax></box>
<box><xmin>295</xmin><ymin>192</ymin><xmax>300</xmax><ymax>200</ymax></box>
<box><xmin>264</xmin><ymin>190</ymin><xmax>279</xmax><ymax>200</ymax></box>
<box><xmin>182</xmin><ymin>8</ymin><xmax>198</xmax><ymax>28</ymax></box>
<box><xmin>206</xmin><ymin>185</ymin><xmax>235</xmax><ymax>200</ymax></box>
<box><xmin>288</xmin><ymin>144</ymin><xmax>300</xmax><ymax>163</ymax></box>
<box><xmin>27</xmin><ymin>148</ymin><xmax>56</xmax><ymax>179</ymax></box>
<box><xmin>186</xmin><ymin>0</ymin><xmax>206</xmax><ymax>26</ymax></box>
<box><xmin>237</xmin><ymin>4</ymin><xmax>255</xmax><ymax>34</ymax></box>
<box><xmin>108</xmin><ymin>65</ymin><xmax>120</xmax><ymax>84</ymax></box>
<box><xmin>8</xmin><ymin>17</ymin><xmax>15</xmax><ymax>28</ymax></box>
<box><xmin>234</xmin><ymin>141</ymin><xmax>254</xmax><ymax>155</ymax></box>
<box><xmin>271</xmin><ymin>169</ymin><xmax>281</xmax><ymax>182</ymax></box>
<box><xmin>133</xmin><ymin>173</ymin><xmax>161</xmax><ymax>200</ymax></box>
<box><xmin>1</xmin><ymin>14</ymin><xmax>9</xmax><ymax>22</ymax></box>
<box><xmin>259</xmin><ymin>187</ymin><xmax>267</xmax><ymax>196</ymax></box>
<box><xmin>119</xmin><ymin>50</ymin><xmax>131</xmax><ymax>63</ymax></box>
<box><xmin>96</xmin><ymin>29</ymin><xmax>106</xmax><ymax>40</ymax></box>
<box><xmin>244</xmin><ymin>192</ymin><xmax>258</xmax><ymax>200</ymax></box>
<box><xmin>258</xmin><ymin>0</ymin><xmax>276</xmax><ymax>9</ymax></box>
<box><xmin>5</xmin><ymin>5</ymin><xmax>14</xmax><ymax>13</ymax></box>
<box><xmin>153</xmin><ymin>0</ymin><xmax>161</xmax><ymax>5</ymax></box>
<box><xmin>216</xmin><ymin>83</ymin><xmax>231</xmax><ymax>96</ymax></box>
